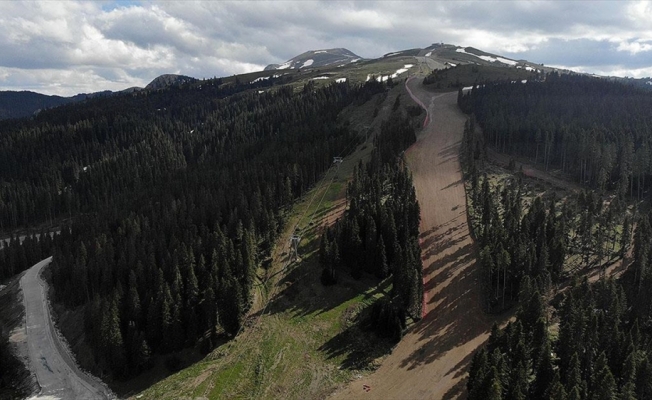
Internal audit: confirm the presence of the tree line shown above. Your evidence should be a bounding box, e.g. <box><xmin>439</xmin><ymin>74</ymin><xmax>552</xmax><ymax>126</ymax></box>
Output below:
<box><xmin>462</xmin><ymin>114</ymin><xmax>631</xmax><ymax>312</ymax></box>
<box><xmin>458</xmin><ymin>73</ymin><xmax>652</xmax><ymax>198</ymax></box>
<box><xmin>319</xmin><ymin>112</ymin><xmax>422</xmax><ymax>341</ymax></box>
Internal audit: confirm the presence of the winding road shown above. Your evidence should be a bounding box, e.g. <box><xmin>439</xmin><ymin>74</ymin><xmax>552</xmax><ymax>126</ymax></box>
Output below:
<box><xmin>333</xmin><ymin>79</ymin><xmax>509</xmax><ymax>399</ymax></box>
<box><xmin>21</xmin><ymin>257</ymin><xmax>112</xmax><ymax>400</ymax></box>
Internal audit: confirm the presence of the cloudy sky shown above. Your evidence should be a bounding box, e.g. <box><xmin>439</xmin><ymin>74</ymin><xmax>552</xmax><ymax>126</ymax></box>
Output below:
<box><xmin>1</xmin><ymin>0</ymin><xmax>652</xmax><ymax>96</ymax></box>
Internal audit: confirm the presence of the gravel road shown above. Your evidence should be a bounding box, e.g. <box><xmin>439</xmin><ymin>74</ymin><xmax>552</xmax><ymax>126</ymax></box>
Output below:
<box><xmin>332</xmin><ymin>78</ymin><xmax>510</xmax><ymax>399</ymax></box>
<box><xmin>21</xmin><ymin>257</ymin><xmax>113</xmax><ymax>400</ymax></box>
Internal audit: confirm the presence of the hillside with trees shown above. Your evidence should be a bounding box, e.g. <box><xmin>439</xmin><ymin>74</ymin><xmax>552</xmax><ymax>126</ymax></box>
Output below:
<box><xmin>458</xmin><ymin>73</ymin><xmax>652</xmax><ymax>198</ymax></box>
<box><xmin>0</xmin><ymin>77</ymin><xmax>389</xmax><ymax>381</ymax></box>
<box><xmin>458</xmin><ymin>73</ymin><xmax>652</xmax><ymax>398</ymax></box>
<box><xmin>319</xmin><ymin>112</ymin><xmax>422</xmax><ymax>341</ymax></box>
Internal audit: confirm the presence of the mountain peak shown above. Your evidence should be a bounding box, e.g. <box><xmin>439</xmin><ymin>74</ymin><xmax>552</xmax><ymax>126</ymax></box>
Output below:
<box><xmin>264</xmin><ymin>48</ymin><xmax>362</xmax><ymax>71</ymax></box>
<box><xmin>145</xmin><ymin>74</ymin><xmax>197</xmax><ymax>90</ymax></box>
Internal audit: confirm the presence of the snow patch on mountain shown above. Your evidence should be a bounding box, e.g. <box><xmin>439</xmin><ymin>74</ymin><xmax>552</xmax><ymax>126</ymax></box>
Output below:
<box><xmin>390</xmin><ymin>64</ymin><xmax>414</xmax><ymax>79</ymax></box>
<box><xmin>456</xmin><ymin>48</ymin><xmax>517</xmax><ymax>66</ymax></box>
<box><xmin>251</xmin><ymin>76</ymin><xmax>270</xmax><ymax>83</ymax></box>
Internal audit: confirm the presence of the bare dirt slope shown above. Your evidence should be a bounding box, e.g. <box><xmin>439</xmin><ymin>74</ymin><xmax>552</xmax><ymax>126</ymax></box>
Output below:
<box><xmin>333</xmin><ymin>81</ymin><xmax>510</xmax><ymax>399</ymax></box>
<box><xmin>21</xmin><ymin>257</ymin><xmax>113</xmax><ymax>400</ymax></box>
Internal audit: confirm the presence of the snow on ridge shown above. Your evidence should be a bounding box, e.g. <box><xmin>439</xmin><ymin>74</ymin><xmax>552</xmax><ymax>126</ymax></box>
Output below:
<box><xmin>350</xmin><ymin>58</ymin><xmax>361</xmax><ymax>63</ymax></box>
<box><xmin>314</xmin><ymin>50</ymin><xmax>327</xmax><ymax>54</ymax></box>
<box><xmin>455</xmin><ymin>48</ymin><xmax>517</xmax><ymax>66</ymax></box>
<box><xmin>251</xmin><ymin>76</ymin><xmax>270</xmax><ymax>83</ymax></box>
<box><xmin>302</xmin><ymin>59</ymin><xmax>314</xmax><ymax>68</ymax></box>
<box><xmin>425</xmin><ymin>51</ymin><xmax>432</xmax><ymax>57</ymax></box>
<box><xmin>336</xmin><ymin>78</ymin><xmax>347</xmax><ymax>83</ymax></box>
<box><xmin>311</xmin><ymin>76</ymin><xmax>330</xmax><ymax>80</ymax></box>
<box><xmin>277</xmin><ymin>62</ymin><xmax>291</xmax><ymax>70</ymax></box>
<box><xmin>495</xmin><ymin>56</ymin><xmax>517</xmax><ymax>66</ymax></box>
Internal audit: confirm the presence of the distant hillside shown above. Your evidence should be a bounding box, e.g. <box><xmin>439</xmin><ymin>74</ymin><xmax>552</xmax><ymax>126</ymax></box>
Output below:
<box><xmin>0</xmin><ymin>89</ymin><xmax>143</xmax><ymax>121</ymax></box>
<box><xmin>264</xmin><ymin>48</ymin><xmax>362</xmax><ymax>70</ymax></box>
<box><xmin>0</xmin><ymin>91</ymin><xmax>74</xmax><ymax>120</ymax></box>
<box><xmin>145</xmin><ymin>74</ymin><xmax>197</xmax><ymax>90</ymax></box>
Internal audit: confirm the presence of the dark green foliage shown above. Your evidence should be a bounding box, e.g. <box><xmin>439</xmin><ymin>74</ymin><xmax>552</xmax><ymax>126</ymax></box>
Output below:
<box><xmin>0</xmin><ymin>79</ymin><xmax>389</xmax><ymax>381</ymax></box>
<box><xmin>318</xmin><ymin>112</ymin><xmax>422</xmax><ymax>323</ymax></box>
<box><xmin>423</xmin><ymin>64</ymin><xmax>537</xmax><ymax>89</ymax></box>
<box><xmin>459</xmin><ymin>73</ymin><xmax>652</xmax><ymax>198</ymax></box>
<box><xmin>468</xmin><ymin>267</ymin><xmax>652</xmax><ymax>400</ymax></box>
<box><xmin>0</xmin><ymin>232</ymin><xmax>56</xmax><ymax>281</ymax></box>
<box><xmin>365</xmin><ymin>298</ymin><xmax>406</xmax><ymax>342</ymax></box>
<box><xmin>469</xmin><ymin>171</ymin><xmax>570</xmax><ymax>311</ymax></box>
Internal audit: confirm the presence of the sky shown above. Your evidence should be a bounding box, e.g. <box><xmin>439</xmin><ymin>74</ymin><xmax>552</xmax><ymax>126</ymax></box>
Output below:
<box><xmin>1</xmin><ymin>0</ymin><xmax>652</xmax><ymax>96</ymax></box>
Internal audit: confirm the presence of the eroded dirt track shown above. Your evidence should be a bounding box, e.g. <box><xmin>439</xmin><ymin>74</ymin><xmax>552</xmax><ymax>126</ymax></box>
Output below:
<box><xmin>333</xmin><ymin>82</ymin><xmax>509</xmax><ymax>399</ymax></box>
<box><xmin>21</xmin><ymin>257</ymin><xmax>112</xmax><ymax>400</ymax></box>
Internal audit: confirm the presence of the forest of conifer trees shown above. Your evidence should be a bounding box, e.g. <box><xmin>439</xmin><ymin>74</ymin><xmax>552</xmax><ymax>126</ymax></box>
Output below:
<box><xmin>458</xmin><ymin>73</ymin><xmax>652</xmax><ymax>197</ymax></box>
<box><xmin>318</xmin><ymin>111</ymin><xmax>423</xmax><ymax>341</ymax></box>
<box><xmin>0</xmin><ymin>77</ymin><xmax>389</xmax><ymax>380</ymax></box>
<box><xmin>460</xmin><ymin>73</ymin><xmax>652</xmax><ymax>398</ymax></box>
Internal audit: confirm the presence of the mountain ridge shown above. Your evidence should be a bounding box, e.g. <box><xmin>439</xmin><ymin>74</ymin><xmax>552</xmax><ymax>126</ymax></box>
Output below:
<box><xmin>3</xmin><ymin>43</ymin><xmax>651</xmax><ymax>121</ymax></box>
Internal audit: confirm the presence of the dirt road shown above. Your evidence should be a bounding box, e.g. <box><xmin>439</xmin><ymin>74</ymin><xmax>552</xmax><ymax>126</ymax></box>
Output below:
<box><xmin>21</xmin><ymin>257</ymin><xmax>112</xmax><ymax>400</ymax></box>
<box><xmin>333</xmin><ymin>81</ymin><xmax>509</xmax><ymax>399</ymax></box>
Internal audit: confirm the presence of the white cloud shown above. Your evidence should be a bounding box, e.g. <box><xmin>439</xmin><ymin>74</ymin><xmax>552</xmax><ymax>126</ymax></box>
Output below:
<box><xmin>0</xmin><ymin>0</ymin><xmax>652</xmax><ymax>95</ymax></box>
<box><xmin>617</xmin><ymin>40</ymin><xmax>652</xmax><ymax>54</ymax></box>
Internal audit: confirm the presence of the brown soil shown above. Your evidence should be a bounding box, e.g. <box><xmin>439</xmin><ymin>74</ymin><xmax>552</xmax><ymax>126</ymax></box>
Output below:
<box><xmin>332</xmin><ymin>82</ymin><xmax>511</xmax><ymax>399</ymax></box>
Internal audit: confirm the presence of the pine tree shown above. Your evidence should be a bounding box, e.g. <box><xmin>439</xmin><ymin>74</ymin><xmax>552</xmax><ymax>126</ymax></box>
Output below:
<box><xmin>531</xmin><ymin>340</ymin><xmax>555</xmax><ymax>399</ymax></box>
<box><xmin>468</xmin><ymin>348</ymin><xmax>490</xmax><ymax>400</ymax></box>
<box><xmin>546</xmin><ymin>370</ymin><xmax>567</xmax><ymax>400</ymax></box>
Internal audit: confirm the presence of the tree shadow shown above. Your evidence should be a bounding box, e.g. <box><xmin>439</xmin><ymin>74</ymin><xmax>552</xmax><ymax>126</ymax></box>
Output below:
<box><xmin>397</xmin><ymin>212</ymin><xmax>512</xmax><ymax>379</ymax></box>
<box><xmin>317</xmin><ymin>313</ymin><xmax>395</xmax><ymax>371</ymax></box>
<box><xmin>441</xmin><ymin>179</ymin><xmax>464</xmax><ymax>190</ymax></box>
<box><xmin>263</xmin><ymin>235</ymin><xmax>385</xmax><ymax>321</ymax></box>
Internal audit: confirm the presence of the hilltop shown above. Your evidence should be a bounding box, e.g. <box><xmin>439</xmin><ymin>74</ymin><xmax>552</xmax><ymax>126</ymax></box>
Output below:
<box><xmin>264</xmin><ymin>48</ymin><xmax>362</xmax><ymax>70</ymax></box>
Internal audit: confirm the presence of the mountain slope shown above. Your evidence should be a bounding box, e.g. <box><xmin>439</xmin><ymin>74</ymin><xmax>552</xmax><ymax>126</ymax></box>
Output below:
<box><xmin>0</xmin><ymin>74</ymin><xmax>188</xmax><ymax>121</ymax></box>
<box><xmin>264</xmin><ymin>48</ymin><xmax>362</xmax><ymax>70</ymax></box>
<box><xmin>0</xmin><ymin>91</ymin><xmax>74</xmax><ymax>120</ymax></box>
